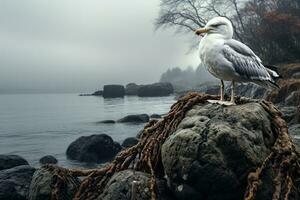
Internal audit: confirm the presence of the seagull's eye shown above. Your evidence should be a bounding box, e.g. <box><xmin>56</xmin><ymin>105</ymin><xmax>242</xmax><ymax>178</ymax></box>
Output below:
<box><xmin>211</xmin><ymin>24</ymin><xmax>220</xmax><ymax>28</ymax></box>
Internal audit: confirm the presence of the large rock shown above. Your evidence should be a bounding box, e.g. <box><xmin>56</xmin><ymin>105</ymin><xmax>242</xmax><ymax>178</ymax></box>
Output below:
<box><xmin>125</xmin><ymin>83</ymin><xmax>140</xmax><ymax>95</ymax></box>
<box><xmin>92</xmin><ymin>90</ymin><xmax>103</xmax><ymax>96</ymax></box>
<box><xmin>138</xmin><ymin>82</ymin><xmax>174</xmax><ymax>97</ymax></box>
<box><xmin>99</xmin><ymin>170</ymin><xmax>173</xmax><ymax>200</ymax></box>
<box><xmin>66</xmin><ymin>134</ymin><xmax>122</xmax><ymax>163</ymax></box>
<box><xmin>0</xmin><ymin>154</ymin><xmax>29</xmax><ymax>170</ymax></box>
<box><xmin>103</xmin><ymin>85</ymin><xmax>125</xmax><ymax>98</ymax></box>
<box><xmin>118</xmin><ymin>114</ymin><xmax>149</xmax><ymax>123</ymax></box>
<box><xmin>28</xmin><ymin>167</ymin><xmax>80</xmax><ymax>200</ymax></box>
<box><xmin>0</xmin><ymin>165</ymin><xmax>35</xmax><ymax>200</ymax></box>
<box><xmin>161</xmin><ymin>102</ymin><xmax>285</xmax><ymax>200</ymax></box>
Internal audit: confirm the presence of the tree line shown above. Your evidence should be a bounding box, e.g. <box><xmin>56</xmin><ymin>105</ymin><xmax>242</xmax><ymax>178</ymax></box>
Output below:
<box><xmin>155</xmin><ymin>0</ymin><xmax>300</xmax><ymax>64</ymax></box>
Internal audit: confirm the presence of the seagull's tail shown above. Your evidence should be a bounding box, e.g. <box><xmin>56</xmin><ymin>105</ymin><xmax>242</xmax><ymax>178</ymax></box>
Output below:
<box><xmin>264</xmin><ymin>65</ymin><xmax>282</xmax><ymax>79</ymax></box>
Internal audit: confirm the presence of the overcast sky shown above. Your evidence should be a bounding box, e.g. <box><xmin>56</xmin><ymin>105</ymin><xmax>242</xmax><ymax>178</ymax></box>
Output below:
<box><xmin>0</xmin><ymin>0</ymin><xmax>200</xmax><ymax>93</ymax></box>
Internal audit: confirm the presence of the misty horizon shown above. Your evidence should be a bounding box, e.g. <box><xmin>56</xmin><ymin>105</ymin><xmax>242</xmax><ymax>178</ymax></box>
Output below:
<box><xmin>0</xmin><ymin>0</ymin><xmax>200</xmax><ymax>94</ymax></box>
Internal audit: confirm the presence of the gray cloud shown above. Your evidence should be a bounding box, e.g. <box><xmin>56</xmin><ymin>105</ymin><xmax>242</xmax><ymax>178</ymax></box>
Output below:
<box><xmin>0</xmin><ymin>0</ymin><xmax>199</xmax><ymax>93</ymax></box>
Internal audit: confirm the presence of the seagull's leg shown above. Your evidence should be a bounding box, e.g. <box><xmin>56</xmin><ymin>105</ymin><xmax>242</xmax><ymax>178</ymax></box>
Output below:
<box><xmin>230</xmin><ymin>81</ymin><xmax>236</xmax><ymax>104</ymax></box>
<box><xmin>220</xmin><ymin>80</ymin><xmax>224</xmax><ymax>101</ymax></box>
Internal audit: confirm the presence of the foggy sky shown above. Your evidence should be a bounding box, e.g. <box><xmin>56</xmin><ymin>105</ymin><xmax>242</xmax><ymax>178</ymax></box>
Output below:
<box><xmin>0</xmin><ymin>0</ymin><xmax>199</xmax><ymax>93</ymax></box>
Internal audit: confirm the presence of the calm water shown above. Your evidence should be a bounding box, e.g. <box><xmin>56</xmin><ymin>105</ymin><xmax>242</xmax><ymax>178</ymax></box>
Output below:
<box><xmin>0</xmin><ymin>94</ymin><xmax>175</xmax><ymax>168</ymax></box>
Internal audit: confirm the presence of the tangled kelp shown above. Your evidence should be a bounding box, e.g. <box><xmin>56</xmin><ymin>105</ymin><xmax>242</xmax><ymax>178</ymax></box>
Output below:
<box><xmin>43</xmin><ymin>93</ymin><xmax>300</xmax><ymax>200</ymax></box>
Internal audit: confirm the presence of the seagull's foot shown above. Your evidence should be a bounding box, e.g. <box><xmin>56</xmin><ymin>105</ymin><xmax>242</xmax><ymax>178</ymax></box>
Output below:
<box><xmin>207</xmin><ymin>100</ymin><xmax>236</xmax><ymax>106</ymax></box>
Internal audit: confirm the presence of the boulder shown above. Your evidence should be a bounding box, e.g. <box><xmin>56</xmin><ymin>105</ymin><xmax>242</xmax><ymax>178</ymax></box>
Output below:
<box><xmin>103</xmin><ymin>85</ymin><xmax>125</xmax><ymax>98</ymax></box>
<box><xmin>125</xmin><ymin>83</ymin><xmax>140</xmax><ymax>95</ymax></box>
<box><xmin>39</xmin><ymin>155</ymin><xmax>58</xmax><ymax>165</ymax></box>
<box><xmin>0</xmin><ymin>165</ymin><xmax>35</xmax><ymax>200</ymax></box>
<box><xmin>66</xmin><ymin>134</ymin><xmax>122</xmax><ymax>163</ymax></box>
<box><xmin>28</xmin><ymin>167</ymin><xmax>80</xmax><ymax>200</ymax></box>
<box><xmin>118</xmin><ymin>114</ymin><xmax>149</xmax><ymax>123</ymax></box>
<box><xmin>92</xmin><ymin>90</ymin><xmax>103</xmax><ymax>96</ymax></box>
<box><xmin>0</xmin><ymin>154</ymin><xmax>29</xmax><ymax>170</ymax></box>
<box><xmin>138</xmin><ymin>82</ymin><xmax>174</xmax><ymax>97</ymax></box>
<box><xmin>99</xmin><ymin>170</ymin><xmax>173</xmax><ymax>200</ymax></box>
<box><xmin>161</xmin><ymin>102</ymin><xmax>285</xmax><ymax>200</ymax></box>
<box><xmin>122</xmin><ymin>137</ymin><xmax>139</xmax><ymax>148</ymax></box>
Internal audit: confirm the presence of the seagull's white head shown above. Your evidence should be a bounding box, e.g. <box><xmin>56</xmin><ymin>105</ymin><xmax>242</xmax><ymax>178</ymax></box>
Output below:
<box><xmin>195</xmin><ymin>17</ymin><xmax>233</xmax><ymax>39</ymax></box>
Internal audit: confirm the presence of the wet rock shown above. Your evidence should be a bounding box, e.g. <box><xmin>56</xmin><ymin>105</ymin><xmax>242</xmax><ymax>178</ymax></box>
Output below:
<box><xmin>99</xmin><ymin>170</ymin><xmax>173</xmax><ymax>200</ymax></box>
<box><xmin>161</xmin><ymin>102</ymin><xmax>284</xmax><ymax>200</ymax></box>
<box><xmin>28</xmin><ymin>167</ymin><xmax>80</xmax><ymax>200</ymax></box>
<box><xmin>39</xmin><ymin>155</ymin><xmax>58</xmax><ymax>165</ymax></box>
<box><xmin>66</xmin><ymin>134</ymin><xmax>122</xmax><ymax>163</ymax></box>
<box><xmin>0</xmin><ymin>154</ymin><xmax>29</xmax><ymax>170</ymax></box>
<box><xmin>0</xmin><ymin>165</ymin><xmax>35</xmax><ymax>200</ymax></box>
<box><xmin>118</xmin><ymin>114</ymin><xmax>149</xmax><ymax>123</ymax></box>
<box><xmin>122</xmin><ymin>137</ymin><xmax>139</xmax><ymax>148</ymax></box>
<box><xmin>103</xmin><ymin>85</ymin><xmax>125</xmax><ymax>98</ymax></box>
<box><xmin>138</xmin><ymin>82</ymin><xmax>173</xmax><ymax>97</ymax></box>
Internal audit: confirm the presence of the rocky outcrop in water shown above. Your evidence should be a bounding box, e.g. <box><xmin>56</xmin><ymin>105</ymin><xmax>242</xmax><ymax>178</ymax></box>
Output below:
<box><xmin>103</xmin><ymin>85</ymin><xmax>125</xmax><ymax>98</ymax></box>
<box><xmin>66</xmin><ymin>134</ymin><xmax>122</xmax><ymax>163</ymax></box>
<box><xmin>138</xmin><ymin>82</ymin><xmax>174</xmax><ymax>97</ymax></box>
<box><xmin>0</xmin><ymin>155</ymin><xmax>29</xmax><ymax>170</ymax></box>
<box><xmin>122</xmin><ymin>137</ymin><xmax>139</xmax><ymax>148</ymax></box>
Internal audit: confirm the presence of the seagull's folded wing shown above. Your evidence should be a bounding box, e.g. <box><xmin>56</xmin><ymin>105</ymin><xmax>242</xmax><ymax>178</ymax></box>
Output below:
<box><xmin>222</xmin><ymin>39</ymin><xmax>272</xmax><ymax>81</ymax></box>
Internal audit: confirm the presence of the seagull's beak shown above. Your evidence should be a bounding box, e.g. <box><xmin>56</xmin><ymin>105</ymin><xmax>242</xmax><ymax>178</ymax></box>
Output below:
<box><xmin>195</xmin><ymin>28</ymin><xmax>209</xmax><ymax>36</ymax></box>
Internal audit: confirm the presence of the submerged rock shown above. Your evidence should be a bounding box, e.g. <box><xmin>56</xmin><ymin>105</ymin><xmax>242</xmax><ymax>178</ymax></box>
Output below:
<box><xmin>28</xmin><ymin>167</ymin><xmax>80</xmax><ymax>200</ymax></box>
<box><xmin>99</xmin><ymin>170</ymin><xmax>173</xmax><ymax>200</ymax></box>
<box><xmin>118</xmin><ymin>114</ymin><xmax>149</xmax><ymax>123</ymax></box>
<box><xmin>39</xmin><ymin>155</ymin><xmax>58</xmax><ymax>165</ymax></box>
<box><xmin>0</xmin><ymin>154</ymin><xmax>29</xmax><ymax>170</ymax></box>
<box><xmin>122</xmin><ymin>137</ymin><xmax>139</xmax><ymax>148</ymax></box>
<box><xmin>66</xmin><ymin>134</ymin><xmax>122</xmax><ymax>163</ymax></box>
<box><xmin>161</xmin><ymin>102</ymin><xmax>284</xmax><ymax>200</ymax></box>
<box><xmin>0</xmin><ymin>165</ymin><xmax>35</xmax><ymax>200</ymax></box>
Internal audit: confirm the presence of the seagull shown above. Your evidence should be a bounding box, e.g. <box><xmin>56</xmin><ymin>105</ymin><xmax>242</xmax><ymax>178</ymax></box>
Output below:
<box><xmin>195</xmin><ymin>17</ymin><xmax>279</xmax><ymax>105</ymax></box>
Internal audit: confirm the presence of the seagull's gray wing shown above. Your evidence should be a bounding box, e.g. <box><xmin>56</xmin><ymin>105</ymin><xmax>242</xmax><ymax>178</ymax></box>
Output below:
<box><xmin>222</xmin><ymin>39</ymin><xmax>271</xmax><ymax>81</ymax></box>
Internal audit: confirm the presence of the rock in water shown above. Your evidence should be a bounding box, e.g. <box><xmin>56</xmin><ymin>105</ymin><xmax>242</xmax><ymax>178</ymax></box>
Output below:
<box><xmin>137</xmin><ymin>82</ymin><xmax>173</xmax><ymax>97</ymax></box>
<box><xmin>0</xmin><ymin>154</ymin><xmax>29</xmax><ymax>170</ymax></box>
<box><xmin>28</xmin><ymin>167</ymin><xmax>80</xmax><ymax>200</ymax></box>
<box><xmin>162</xmin><ymin>103</ymin><xmax>279</xmax><ymax>200</ymax></box>
<box><xmin>99</xmin><ymin>170</ymin><xmax>173</xmax><ymax>200</ymax></box>
<box><xmin>125</xmin><ymin>83</ymin><xmax>140</xmax><ymax>95</ymax></box>
<box><xmin>39</xmin><ymin>155</ymin><xmax>58</xmax><ymax>165</ymax></box>
<box><xmin>103</xmin><ymin>85</ymin><xmax>125</xmax><ymax>98</ymax></box>
<box><xmin>66</xmin><ymin>134</ymin><xmax>122</xmax><ymax>163</ymax></box>
<box><xmin>0</xmin><ymin>165</ymin><xmax>35</xmax><ymax>200</ymax></box>
<box><xmin>117</xmin><ymin>114</ymin><xmax>149</xmax><ymax>123</ymax></box>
